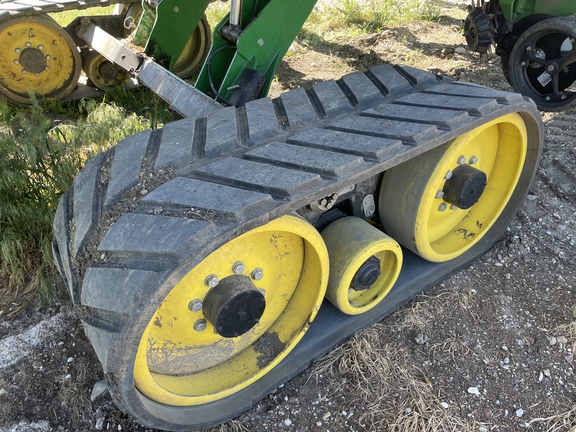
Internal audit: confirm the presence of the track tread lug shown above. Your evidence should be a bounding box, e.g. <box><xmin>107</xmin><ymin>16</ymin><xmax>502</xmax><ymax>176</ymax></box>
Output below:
<box><xmin>287</xmin><ymin>128</ymin><xmax>404</xmax><ymax>161</ymax></box>
<box><xmin>196</xmin><ymin>157</ymin><xmax>323</xmax><ymax>197</ymax></box>
<box><xmin>245</xmin><ymin>142</ymin><xmax>365</xmax><ymax>178</ymax></box>
<box><xmin>367</xmin><ymin>63</ymin><xmax>413</xmax><ymax>95</ymax></box>
<box><xmin>364</xmin><ymin>103</ymin><xmax>472</xmax><ymax>129</ymax></box>
<box><xmin>52</xmin><ymin>191</ymin><xmax>78</xmax><ymax>303</ymax></box>
<box><xmin>327</xmin><ymin>115</ymin><xmax>440</xmax><ymax>145</ymax></box>
<box><xmin>310</xmin><ymin>80</ymin><xmax>354</xmax><ymax>117</ymax></box>
<box><xmin>245</xmin><ymin>98</ymin><xmax>281</xmax><ymax>144</ymax></box>
<box><xmin>98</xmin><ymin>213</ymin><xmax>211</xmax><ymax>256</ymax></box>
<box><xmin>105</xmin><ymin>131</ymin><xmax>151</xmax><ymax>207</ymax></box>
<box><xmin>426</xmin><ymin>82</ymin><xmax>527</xmax><ymax>104</ymax></box>
<box><xmin>141</xmin><ymin>177</ymin><xmax>274</xmax><ymax>217</ymax></box>
<box><xmin>395</xmin><ymin>92</ymin><xmax>501</xmax><ymax>116</ymax></box>
<box><xmin>155</xmin><ymin>119</ymin><xmax>195</xmax><ymax>170</ymax></box>
<box><xmin>340</xmin><ymin>71</ymin><xmax>386</xmax><ymax>108</ymax></box>
<box><xmin>395</xmin><ymin>64</ymin><xmax>441</xmax><ymax>88</ymax></box>
<box><xmin>205</xmin><ymin>106</ymin><xmax>239</xmax><ymax>157</ymax></box>
<box><xmin>278</xmin><ymin>87</ymin><xmax>320</xmax><ymax>128</ymax></box>
<box><xmin>73</xmin><ymin>152</ymin><xmax>104</xmax><ymax>257</ymax></box>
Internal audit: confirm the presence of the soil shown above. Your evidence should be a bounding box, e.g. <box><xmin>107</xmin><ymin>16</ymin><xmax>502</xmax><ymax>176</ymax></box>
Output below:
<box><xmin>1</xmin><ymin>1</ymin><xmax>575</xmax><ymax>431</ymax></box>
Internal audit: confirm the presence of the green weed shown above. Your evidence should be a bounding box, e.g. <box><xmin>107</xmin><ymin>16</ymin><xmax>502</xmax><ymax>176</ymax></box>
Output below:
<box><xmin>0</xmin><ymin>97</ymin><xmax>148</xmax><ymax>315</ymax></box>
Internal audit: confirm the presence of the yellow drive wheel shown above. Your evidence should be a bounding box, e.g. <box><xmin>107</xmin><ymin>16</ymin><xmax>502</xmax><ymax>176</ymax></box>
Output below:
<box><xmin>0</xmin><ymin>15</ymin><xmax>81</xmax><ymax>104</ymax></box>
<box><xmin>133</xmin><ymin>215</ymin><xmax>329</xmax><ymax>406</ymax></box>
<box><xmin>83</xmin><ymin>50</ymin><xmax>129</xmax><ymax>91</ymax></box>
<box><xmin>322</xmin><ymin>217</ymin><xmax>402</xmax><ymax>315</ymax></box>
<box><xmin>380</xmin><ymin>113</ymin><xmax>528</xmax><ymax>262</ymax></box>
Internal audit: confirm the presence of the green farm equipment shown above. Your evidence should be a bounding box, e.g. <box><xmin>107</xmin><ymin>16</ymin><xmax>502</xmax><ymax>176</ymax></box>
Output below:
<box><xmin>0</xmin><ymin>0</ymin><xmax>545</xmax><ymax>429</ymax></box>
<box><xmin>465</xmin><ymin>0</ymin><xmax>576</xmax><ymax>111</ymax></box>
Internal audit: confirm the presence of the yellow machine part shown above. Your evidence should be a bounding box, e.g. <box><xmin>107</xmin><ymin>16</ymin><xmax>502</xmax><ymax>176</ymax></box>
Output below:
<box><xmin>321</xmin><ymin>217</ymin><xmax>403</xmax><ymax>315</ymax></box>
<box><xmin>0</xmin><ymin>15</ymin><xmax>81</xmax><ymax>104</ymax></box>
<box><xmin>380</xmin><ymin>113</ymin><xmax>528</xmax><ymax>262</ymax></box>
<box><xmin>134</xmin><ymin>215</ymin><xmax>329</xmax><ymax>406</ymax></box>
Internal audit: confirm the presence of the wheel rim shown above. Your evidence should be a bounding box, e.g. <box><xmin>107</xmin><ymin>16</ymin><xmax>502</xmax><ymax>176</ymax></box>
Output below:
<box><xmin>172</xmin><ymin>15</ymin><xmax>211</xmax><ymax>78</ymax></box>
<box><xmin>134</xmin><ymin>215</ymin><xmax>328</xmax><ymax>406</ymax></box>
<box><xmin>0</xmin><ymin>15</ymin><xmax>81</xmax><ymax>104</ymax></box>
<box><xmin>380</xmin><ymin>113</ymin><xmax>527</xmax><ymax>262</ymax></box>
<box><xmin>508</xmin><ymin>17</ymin><xmax>576</xmax><ymax>111</ymax></box>
<box><xmin>322</xmin><ymin>217</ymin><xmax>402</xmax><ymax>315</ymax></box>
<box><xmin>83</xmin><ymin>50</ymin><xmax>128</xmax><ymax>91</ymax></box>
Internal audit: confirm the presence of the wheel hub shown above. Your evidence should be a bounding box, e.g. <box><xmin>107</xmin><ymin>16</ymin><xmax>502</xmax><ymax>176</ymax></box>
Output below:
<box><xmin>442</xmin><ymin>164</ymin><xmax>487</xmax><ymax>210</ymax></box>
<box><xmin>351</xmin><ymin>255</ymin><xmax>381</xmax><ymax>291</ymax></box>
<box><xmin>202</xmin><ymin>275</ymin><xmax>266</xmax><ymax>338</ymax></box>
<box><xmin>19</xmin><ymin>47</ymin><xmax>47</xmax><ymax>74</ymax></box>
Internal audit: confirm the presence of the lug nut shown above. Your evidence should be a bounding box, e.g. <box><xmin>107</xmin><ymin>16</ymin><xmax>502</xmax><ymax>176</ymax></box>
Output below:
<box><xmin>450</xmin><ymin>205</ymin><xmax>458</xmax><ymax>211</ymax></box>
<box><xmin>232</xmin><ymin>261</ymin><xmax>245</xmax><ymax>274</ymax></box>
<box><xmin>188</xmin><ymin>299</ymin><xmax>203</xmax><ymax>312</ymax></box>
<box><xmin>469</xmin><ymin>155</ymin><xmax>478</xmax><ymax>165</ymax></box>
<box><xmin>25</xmin><ymin>42</ymin><xmax>31</xmax><ymax>47</ymax></box>
<box><xmin>435</xmin><ymin>190</ymin><xmax>445</xmax><ymax>199</ymax></box>
<box><xmin>194</xmin><ymin>319</ymin><xmax>207</xmax><ymax>332</ymax></box>
<box><xmin>457</xmin><ymin>155</ymin><xmax>467</xmax><ymax>165</ymax></box>
<box><xmin>251</xmin><ymin>268</ymin><xmax>264</xmax><ymax>281</ymax></box>
<box><xmin>204</xmin><ymin>274</ymin><xmax>219</xmax><ymax>288</ymax></box>
<box><xmin>13</xmin><ymin>59</ymin><xmax>19</xmax><ymax>65</ymax></box>
<box><xmin>38</xmin><ymin>45</ymin><xmax>43</xmax><ymax>50</ymax></box>
<box><xmin>445</xmin><ymin>171</ymin><xmax>453</xmax><ymax>180</ymax></box>
<box><xmin>438</xmin><ymin>202</ymin><xmax>447</xmax><ymax>212</ymax></box>
<box><xmin>15</xmin><ymin>48</ymin><xmax>20</xmax><ymax>53</ymax></box>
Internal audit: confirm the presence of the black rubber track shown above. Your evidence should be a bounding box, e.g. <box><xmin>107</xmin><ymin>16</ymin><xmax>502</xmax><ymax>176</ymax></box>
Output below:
<box><xmin>52</xmin><ymin>64</ymin><xmax>543</xmax><ymax>431</ymax></box>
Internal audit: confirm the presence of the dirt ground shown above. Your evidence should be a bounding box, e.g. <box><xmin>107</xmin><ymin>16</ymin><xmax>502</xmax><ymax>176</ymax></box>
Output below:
<box><xmin>1</xmin><ymin>0</ymin><xmax>575</xmax><ymax>431</ymax></box>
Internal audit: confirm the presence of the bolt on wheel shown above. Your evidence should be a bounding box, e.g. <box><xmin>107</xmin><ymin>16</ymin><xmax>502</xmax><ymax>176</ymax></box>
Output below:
<box><xmin>83</xmin><ymin>50</ymin><xmax>129</xmax><ymax>91</ymax></box>
<box><xmin>379</xmin><ymin>113</ymin><xmax>528</xmax><ymax>262</ymax></box>
<box><xmin>0</xmin><ymin>15</ymin><xmax>81</xmax><ymax>104</ymax></box>
<box><xmin>133</xmin><ymin>215</ymin><xmax>328</xmax><ymax>406</ymax></box>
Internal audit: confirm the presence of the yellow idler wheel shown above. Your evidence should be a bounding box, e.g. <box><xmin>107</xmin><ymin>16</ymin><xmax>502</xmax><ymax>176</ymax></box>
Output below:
<box><xmin>380</xmin><ymin>113</ymin><xmax>528</xmax><ymax>262</ymax></box>
<box><xmin>134</xmin><ymin>215</ymin><xmax>328</xmax><ymax>406</ymax></box>
<box><xmin>0</xmin><ymin>15</ymin><xmax>81</xmax><ymax>105</ymax></box>
<box><xmin>83</xmin><ymin>50</ymin><xmax>129</xmax><ymax>91</ymax></box>
<box><xmin>321</xmin><ymin>217</ymin><xmax>403</xmax><ymax>315</ymax></box>
<box><xmin>172</xmin><ymin>15</ymin><xmax>211</xmax><ymax>79</ymax></box>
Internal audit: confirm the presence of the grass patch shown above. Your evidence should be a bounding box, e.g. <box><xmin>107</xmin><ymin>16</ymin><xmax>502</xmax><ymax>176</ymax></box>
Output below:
<box><xmin>0</xmin><ymin>97</ymin><xmax>149</xmax><ymax>317</ymax></box>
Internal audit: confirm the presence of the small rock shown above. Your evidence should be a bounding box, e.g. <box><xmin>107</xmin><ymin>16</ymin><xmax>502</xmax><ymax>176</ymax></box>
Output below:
<box><xmin>91</xmin><ymin>380</ymin><xmax>109</xmax><ymax>402</ymax></box>
<box><xmin>538</xmin><ymin>371</ymin><xmax>544</xmax><ymax>382</ymax></box>
<box><xmin>557</xmin><ymin>336</ymin><xmax>568</xmax><ymax>344</ymax></box>
<box><xmin>65</xmin><ymin>374</ymin><xmax>71</xmax><ymax>380</ymax></box>
<box><xmin>516</xmin><ymin>408</ymin><xmax>524</xmax><ymax>417</ymax></box>
<box><xmin>455</xmin><ymin>46</ymin><xmax>467</xmax><ymax>54</ymax></box>
<box><xmin>549</xmin><ymin>336</ymin><xmax>557</xmax><ymax>346</ymax></box>
<box><xmin>415</xmin><ymin>333</ymin><xmax>429</xmax><ymax>345</ymax></box>
<box><xmin>284</xmin><ymin>418</ymin><xmax>292</xmax><ymax>426</ymax></box>
<box><xmin>482</xmin><ymin>407</ymin><xmax>493</xmax><ymax>419</ymax></box>
<box><xmin>543</xmin><ymin>369</ymin><xmax>551</xmax><ymax>378</ymax></box>
<box><xmin>66</xmin><ymin>357</ymin><xmax>74</xmax><ymax>363</ymax></box>
<box><xmin>502</xmin><ymin>345</ymin><xmax>508</xmax><ymax>351</ymax></box>
<box><xmin>95</xmin><ymin>417</ymin><xmax>105</xmax><ymax>431</ymax></box>
<box><xmin>467</xmin><ymin>386</ymin><xmax>481</xmax><ymax>396</ymax></box>
<box><xmin>440</xmin><ymin>402</ymin><xmax>449</xmax><ymax>409</ymax></box>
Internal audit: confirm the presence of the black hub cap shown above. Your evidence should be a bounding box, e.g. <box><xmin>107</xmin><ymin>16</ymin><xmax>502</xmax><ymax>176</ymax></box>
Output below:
<box><xmin>20</xmin><ymin>48</ymin><xmax>47</xmax><ymax>74</ymax></box>
<box><xmin>203</xmin><ymin>275</ymin><xmax>266</xmax><ymax>338</ymax></box>
<box><xmin>443</xmin><ymin>164</ymin><xmax>487</xmax><ymax>210</ymax></box>
<box><xmin>351</xmin><ymin>255</ymin><xmax>381</xmax><ymax>291</ymax></box>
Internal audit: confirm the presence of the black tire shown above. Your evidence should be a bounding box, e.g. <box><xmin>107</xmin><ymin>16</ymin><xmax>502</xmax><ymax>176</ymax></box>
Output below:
<box><xmin>507</xmin><ymin>16</ymin><xmax>576</xmax><ymax>111</ymax></box>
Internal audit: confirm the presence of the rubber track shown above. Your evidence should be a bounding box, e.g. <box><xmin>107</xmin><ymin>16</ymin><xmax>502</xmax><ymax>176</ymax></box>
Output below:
<box><xmin>52</xmin><ymin>64</ymin><xmax>543</xmax><ymax>430</ymax></box>
<box><xmin>0</xmin><ymin>0</ymin><xmax>135</xmax><ymax>19</ymax></box>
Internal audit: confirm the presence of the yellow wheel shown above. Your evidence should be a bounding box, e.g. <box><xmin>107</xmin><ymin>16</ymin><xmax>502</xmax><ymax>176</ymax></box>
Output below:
<box><xmin>171</xmin><ymin>15</ymin><xmax>211</xmax><ymax>78</ymax></box>
<box><xmin>379</xmin><ymin>113</ymin><xmax>528</xmax><ymax>262</ymax></box>
<box><xmin>133</xmin><ymin>215</ymin><xmax>328</xmax><ymax>406</ymax></box>
<box><xmin>83</xmin><ymin>50</ymin><xmax>129</xmax><ymax>91</ymax></box>
<box><xmin>119</xmin><ymin>4</ymin><xmax>211</xmax><ymax>79</ymax></box>
<box><xmin>0</xmin><ymin>15</ymin><xmax>81</xmax><ymax>104</ymax></box>
<box><xmin>321</xmin><ymin>217</ymin><xmax>402</xmax><ymax>315</ymax></box>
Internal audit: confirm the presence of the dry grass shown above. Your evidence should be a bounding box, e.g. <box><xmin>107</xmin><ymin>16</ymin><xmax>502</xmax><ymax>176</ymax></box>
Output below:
<box><xmin>524</xmin><ymin>405</ymin><xmax>576</xmax><ymax>432</ymax></box>
<box><xmin>314</xmin><ymin>323</ymin><xmax>479</xmax><ymax>431</ymax></box>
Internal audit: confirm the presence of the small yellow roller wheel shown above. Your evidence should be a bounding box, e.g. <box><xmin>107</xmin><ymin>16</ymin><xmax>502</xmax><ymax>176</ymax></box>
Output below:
<box><xmin>172</xmin><ymin>15</ymin><xmax>211</xmax><ymax>78</ymax></box>
<box><xmin>0</xmin><ymin>15</ymin><xmax>81</xmax><ymax>104</ymax></box>
<box><xmin>83</xmin><ymin>50</ymin><xmax>128</xmax><ymax>91</ymax></box>
<box><xmin>134</xmin><ymin>215</ymin><xmax>328</xmax><ymax>406</ymax></box>
<box><xmin>380</xmin><ymin>113</ymin><xmax>528</xmax><ymax>262</ymax></box>
<box><xmin>321</xmin><ymin>217</ymin><xmax>403</xmax><ymax>315</ymax></box>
